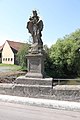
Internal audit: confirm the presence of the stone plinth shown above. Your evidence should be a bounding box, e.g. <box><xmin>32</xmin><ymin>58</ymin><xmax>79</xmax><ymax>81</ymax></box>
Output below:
<box><xmin>15</xmin><ymin>76</ymin><xmax>53</xmax><ymax>86</ymax></box>
<box><xmin>25</xmin><ymin>53</ymin><xmax>44</xmax><ymax>78</ymax></box>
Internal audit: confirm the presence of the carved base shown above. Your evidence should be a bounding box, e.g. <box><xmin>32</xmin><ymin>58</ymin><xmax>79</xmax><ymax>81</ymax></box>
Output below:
<box><xmin>25</xmin><ymin>72</ymin><xmax>43</xmax><ymax>78</ymax></box>
<box><xmin>29</xmin><ymin>43</ymin><xmax>43</xmax><ymax>54</ymax></box>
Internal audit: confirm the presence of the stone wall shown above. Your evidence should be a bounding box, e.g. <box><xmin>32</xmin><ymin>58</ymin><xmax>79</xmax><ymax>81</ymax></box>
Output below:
<box><xmin>0</xmin><ymin>83</ymin><xmax>80</xmax><ymax>102</ymax></box>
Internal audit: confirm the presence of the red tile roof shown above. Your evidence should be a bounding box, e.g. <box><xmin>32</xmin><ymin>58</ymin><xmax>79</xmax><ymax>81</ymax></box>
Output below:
<box><xmin>0</xmin><ymin>40</ymin><xmax>25</xmax><ymax>52</ymax></box>
<box><xmin>6</xmin><ymin>40</ymin><xmax>24</xmax><ymax>51</ymax></box>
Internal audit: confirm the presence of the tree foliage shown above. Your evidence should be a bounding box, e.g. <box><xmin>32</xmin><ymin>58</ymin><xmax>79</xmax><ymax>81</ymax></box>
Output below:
<box><xmin>17</xmin><ymin>43</ymin><xmax>30</xmax><ymax>70</ymax></box>
<box><xmin>43</xmin><ymin>45</ymin><xmax>53</xmax><ymax>77</ymax></box>
<box><xmin>48</xmin><ymin>29</ymin><xmax>80</xmax><ymax>78</ymax></box>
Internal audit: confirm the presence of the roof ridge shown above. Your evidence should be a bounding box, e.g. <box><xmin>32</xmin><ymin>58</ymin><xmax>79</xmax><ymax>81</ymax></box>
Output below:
<box><xmin>6</xmin><ymin>40</ymin><xmax>24</xmax><ymax>44</ymax></box>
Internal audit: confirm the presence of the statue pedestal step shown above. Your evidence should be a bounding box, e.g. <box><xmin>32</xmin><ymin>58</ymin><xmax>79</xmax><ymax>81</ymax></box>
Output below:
<box><xmin>15</xmin><ymin>76</ymin><xmax>53</xmax><ymax>87</ymax></box>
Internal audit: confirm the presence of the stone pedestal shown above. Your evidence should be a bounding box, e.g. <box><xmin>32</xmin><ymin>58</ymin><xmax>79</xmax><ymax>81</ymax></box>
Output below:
<box><xmin>15</xmin><ymin>52</ymin><xmax>53</xmax><ymax>95</ymax></box>
<box><xmin>25</xmin><ymin>53</ymin><xmax>44</xmax><ymax>78</ymax></box>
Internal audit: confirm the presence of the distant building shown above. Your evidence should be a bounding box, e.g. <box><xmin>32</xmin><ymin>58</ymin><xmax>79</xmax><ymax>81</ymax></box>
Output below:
<box><xmin>0</xmin><ymin>40</ymin><xmax>24</xmax><ymax>64</ymax></box>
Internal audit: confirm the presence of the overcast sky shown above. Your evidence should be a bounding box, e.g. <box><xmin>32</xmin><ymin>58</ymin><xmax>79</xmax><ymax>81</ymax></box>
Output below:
<box><xmin>0</xmin><ymin>0</ymin><xmax>80</xmax><ymax>47</ymax></box>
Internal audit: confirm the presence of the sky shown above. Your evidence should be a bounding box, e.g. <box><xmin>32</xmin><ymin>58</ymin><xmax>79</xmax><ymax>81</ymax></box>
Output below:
<box><xmin>0</xmin><ymin>0</ymin><xmax>80</xmax><ymax>47</ymax></box>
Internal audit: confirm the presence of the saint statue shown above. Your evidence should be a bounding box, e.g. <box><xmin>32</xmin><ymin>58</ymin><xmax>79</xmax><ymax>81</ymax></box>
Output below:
<box><xmin>27</xmin><ymin>10</ymin><xmax>44</xmax><ymax>53</ymax></box>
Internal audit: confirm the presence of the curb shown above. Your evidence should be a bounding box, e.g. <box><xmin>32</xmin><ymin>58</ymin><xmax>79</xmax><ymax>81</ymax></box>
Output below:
<box><xmin>0</xmin><ymin>94</ymin><xmax>80</xmax><ymax>111</ymax></box>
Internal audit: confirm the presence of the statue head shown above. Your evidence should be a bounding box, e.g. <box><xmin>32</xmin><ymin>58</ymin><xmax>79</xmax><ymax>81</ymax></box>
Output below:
<box><xmin>32</xmin><ymin>10</ymin><xmax>37</xmax><ymax>17</ymax></box>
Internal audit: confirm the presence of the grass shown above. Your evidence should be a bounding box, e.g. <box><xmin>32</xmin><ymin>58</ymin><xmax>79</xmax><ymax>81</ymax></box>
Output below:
<box><xmin>0</xmin><ymin>63</ymin><xmax>22</xmax><ymax>71</ymax></box>
<box><xmin>60</xmin><ymin>79</ymin><xmax>80</xmax><ymax>85</ymax></box>
<box><xmin>0</xmin><ymin>63</ymin><xmax>17</xmax><ymax>66</ymax></box>
<box><xmin>67</xmin><ymin>80</ymin><xmax>80</xmax><ymax>85</ymax></box>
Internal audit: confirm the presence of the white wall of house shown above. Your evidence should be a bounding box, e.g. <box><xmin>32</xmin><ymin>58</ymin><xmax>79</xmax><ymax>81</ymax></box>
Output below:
<box><xmin>2</xmin><ymin>41</ymin><xmax>14</xmax><ymax>64</ymax></box>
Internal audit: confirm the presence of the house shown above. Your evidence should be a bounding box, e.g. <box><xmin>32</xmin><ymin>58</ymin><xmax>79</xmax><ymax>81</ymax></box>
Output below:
<box><xmin>0</xmin><ymin>40</ymin><xmax>24</xmax><ymax>64</ymax></box>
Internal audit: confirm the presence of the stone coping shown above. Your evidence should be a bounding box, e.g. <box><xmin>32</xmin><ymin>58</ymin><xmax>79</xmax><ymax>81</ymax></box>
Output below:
<box><xmin>0</xmin><ymin>83</ymin><xmax>80</xmax><ymax>90</ymax></box>
<box><xmin>0</xmin><ymin>94</ymin><xmax>80</xmax><ymax>111</ymax></box>
<box><xmin>53</xmin><ymin>85</ymin><xmax>80</xmax><ymax>90</ymax></box>
<box><xmin>0</xmin><ymin>83</ymin><xmax>52</xmax><ymax>88</ymax></box>
<box><xmin>16</xmin><ymin>76</ymin><xmax>53</xmax><ymax>81</ymax></box>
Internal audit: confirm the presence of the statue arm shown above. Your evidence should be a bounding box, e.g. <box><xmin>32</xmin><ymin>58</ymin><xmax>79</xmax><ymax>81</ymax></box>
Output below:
<box><xmin>27</xmin><ymin>21</ymin><xmax>33</xmax><ymax>35</ymax></box>
<box><xmin>38</xmin><ymin>20</ymin><xmax>43</xmax><ymax>31</ymax></box>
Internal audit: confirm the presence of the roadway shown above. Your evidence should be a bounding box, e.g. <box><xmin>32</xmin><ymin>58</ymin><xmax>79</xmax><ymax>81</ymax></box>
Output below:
<box><xmin>0</xmin><ymin>102</ymin><xmax>80</xmax><ymax>120</ymax></box>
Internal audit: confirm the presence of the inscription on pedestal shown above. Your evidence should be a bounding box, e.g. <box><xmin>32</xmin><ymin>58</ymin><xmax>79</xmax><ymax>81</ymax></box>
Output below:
<box><xmin>29</xmin><ymin>58</ymin><xmax>40</xmax><ymax>73</ymax></box>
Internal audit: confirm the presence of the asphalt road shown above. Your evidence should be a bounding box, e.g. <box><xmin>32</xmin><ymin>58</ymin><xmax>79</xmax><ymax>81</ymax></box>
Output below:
<box><xmin>0</xmin><ymin>102</ymin><xmax>80</xmax><ymax>120</ymax></box>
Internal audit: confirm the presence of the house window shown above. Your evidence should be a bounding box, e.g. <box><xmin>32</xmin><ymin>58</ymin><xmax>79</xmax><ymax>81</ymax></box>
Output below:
<box><xmin>0</xmin><ymin>53</ymin><xmax>1</xmax><ymax>58</ymax></box>
<box><xmin>6</xmin><ymin>58</ymin><xmax>7</xmax><ymax>61</ymax></box>
<box><xmin>11</xmin><ymin>58</ymin><xmax>13</xmax><ymax>61</ymax></box>
<box><xmin>3</xmin><ymin>58</ymin><xmax>5</xmax><ymax>61</ymax></box>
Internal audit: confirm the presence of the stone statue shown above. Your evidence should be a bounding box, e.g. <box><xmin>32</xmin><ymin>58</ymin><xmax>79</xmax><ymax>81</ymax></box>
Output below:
<box><xmin>27</xmin><ymin>10</ymin><xmax>44</xmax><ymax>53</ymax></box>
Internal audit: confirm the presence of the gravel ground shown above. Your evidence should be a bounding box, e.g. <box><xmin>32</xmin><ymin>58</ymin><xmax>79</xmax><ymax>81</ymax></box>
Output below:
<box><xmin>0</xmin><ymin>66</ymin><xmax>26</xmax><ymax>83</ymax></box>
<box><xmin>0</xmin><ymin>66</ymin><xmax>14</xmax><ymax>72</ymax></box>
<box><xmin>0</xmin><ymin>71</ymin><xmax>26</xmax><ymax>83</ymax></box>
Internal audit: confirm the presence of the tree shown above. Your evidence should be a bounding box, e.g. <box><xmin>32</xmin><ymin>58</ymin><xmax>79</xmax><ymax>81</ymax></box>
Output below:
<box><xmin>49</xmin><ymin>29</ymin><xmax>80</xmax><ymax>78</ymax></box>
<box><xmin>43</xmin><ymin>45</ymin><xmax>53</xmax><ymax>76</ymax></box>
<box><xmin>17</xmin><ymin>43</ymin><xmax>30</xmax><ymax>70</ymax></box>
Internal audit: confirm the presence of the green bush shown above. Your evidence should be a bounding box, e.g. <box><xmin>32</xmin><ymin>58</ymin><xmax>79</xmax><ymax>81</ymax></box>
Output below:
<box><xmin>16</xmin><ymin>43</ymin><xmax>30</xmax><ymax>71</ymax></box>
